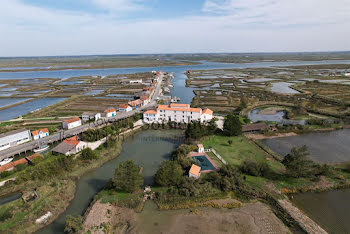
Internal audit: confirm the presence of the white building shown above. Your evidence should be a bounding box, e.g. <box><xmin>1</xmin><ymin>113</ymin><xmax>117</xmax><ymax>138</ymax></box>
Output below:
<box><xmin>143</xmin><ymin>103</ymin><xmax>213</xmax><ymax>124</ymax></box>
<box><xmin>82</xmin><ymin>112</ymin><xmax>101</xmax><ymax>122</ymax></box>
<box><xmin>189</xmin><ymin>164</ymin><xmax>201</xmax><ymax>179</ymax></box>
<box><xmin>197</xmin><ymin>144</ymin><xmax>205</xmax><ymax>153</ymax></box>
<box><xmin>143</xmin><ymin>110</ymin><xmax>158</xmax><ymax>122</ymax></box>
<box><xmin>0</xmin><ymin>129</ymin><xmax>31</xmax><ymax>151</ymax></box>
<box><xmin>119</xmin><ymin>104</ymin><xmax>132</xmax><ymax>112</ymax></box>
<box><xmin>62</xmin><ymin>117</ymin><xmax>82</xmax><ymax>130</ymax></box>
<box><xmin>32</xmin><ymin>128</ymin><xmax>49</xmax><ymax>140</ymax></box>
<box><xmin>345</xmin><ymin>73</ymin><xmax>350</xmax><ymax>77</ymax></box>
<box><xmin>52</xmin><ymin>136</ymin><xmax>87</xmax><ymax>156</ymax></box>
<box><xmin>104</xmin><ymin>108</ymin><xmax>117</xmax><ymax>118</ymax></box>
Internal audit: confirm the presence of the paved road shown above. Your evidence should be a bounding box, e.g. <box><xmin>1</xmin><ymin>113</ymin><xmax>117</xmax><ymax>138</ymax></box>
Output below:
<box><xmin>0</xmin><ymin>74</ymin><xmax>163</xmax><ymax>160</ymax></box>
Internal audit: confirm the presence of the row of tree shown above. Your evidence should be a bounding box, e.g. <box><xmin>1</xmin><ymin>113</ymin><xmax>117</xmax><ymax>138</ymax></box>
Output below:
<box><xmin>185</xmin><ymin>113</ymin><xmax>243</xmax><ymax>140</ymax></box>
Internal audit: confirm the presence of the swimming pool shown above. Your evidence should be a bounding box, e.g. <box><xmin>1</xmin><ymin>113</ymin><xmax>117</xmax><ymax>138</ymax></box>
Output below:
<box><xmin>192</xmin><ymin>155</ymin><xmax>217</xmax><ymax>171</ymax></box>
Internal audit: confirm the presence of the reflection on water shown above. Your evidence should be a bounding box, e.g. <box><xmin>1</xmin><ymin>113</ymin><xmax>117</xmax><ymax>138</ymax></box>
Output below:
<box><xmin>248</xmin><ymin>108</ymin><xmax>285</xmax><ymax>123</ymax></box>
<box><xmin>36</xmin><ymin>130</ymin><xmax>183</xmax><ymax>234</ymax></box>
<box><xmin>291</xmin><ymin>189</ymin><xmax>350</xmax><ymax>234</ymax></box>
<box><xmin>262</xmin><ymin>129</ymin><xmax>350</xmax><ymax>163</ymax></box>
<box><xmin>0</xmin><ymin>97</ymin><xmax>66</xmax><ymax>121</ymax></box>
<box><xmin>270</xmin><ymin>82</ymin><xmax>300</xmax><ymax>94</ymax></box>
<box><xmin>0</xmin><ymin>192</ymin><xmax>22</xmax><ymax>205</ymax></box>
<box><xmin>0</xmin><ymin>98</ymin><xmax>31</xmax><ymax>108</ymax></box>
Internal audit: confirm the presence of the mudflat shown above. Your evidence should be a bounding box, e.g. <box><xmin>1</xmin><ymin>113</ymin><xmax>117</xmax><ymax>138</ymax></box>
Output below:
<box><xmin>83</xmin><ymin>201</ymin><xmax>291</xmax><ymax>234</ymax></box>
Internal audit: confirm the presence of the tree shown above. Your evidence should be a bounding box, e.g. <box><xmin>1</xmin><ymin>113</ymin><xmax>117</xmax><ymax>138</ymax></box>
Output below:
<box><xmin>223</xmin><ymin>114</ymin><xmax>242</xmax><ymax>136</ymax></box>
<box><xmin>64</xmin><ymin>215</ymin><xmax>83</xmax><ymax>234</ymax></box>
<box><xmin>155</xmin><ymin>160</ymin><xmax>184</xmax><ymax>186</ymax></box>
<box><xmin>282</xmin><ymin>146</ymin><xmax>315</xmax><ymax>178</ymax></box>
<box><xmin>113</xmin><ymin>160</ymin><xmax>143</xmax><ymax>193</ymax></box>
<box><xmin>81</xmin><ymin>148</ymin><xmax>98</xmax><ymax>160</ymax></box>
<box><xmin>185</xmin><ymin>121</ymin><xmax>203</xmax><ymax>139</ymax></box>
<box><xmin>241</xmin><ymin>160</ymin><xmax>270</xmax><ymax>177</ymax></box>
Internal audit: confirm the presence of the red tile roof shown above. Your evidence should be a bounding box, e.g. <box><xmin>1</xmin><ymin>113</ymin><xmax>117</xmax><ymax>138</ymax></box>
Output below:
<box><xmin>64</xmin><ymin>136</ymin><xmax>81</xmax><ymax>146</ymax></box>
<box><xmin>128</xmin><ymin>99</ymin><xmax>142</xmax><ymax>106</ymax></box>
<box><xmin>144</xmin><ymin>110</ymin><xmax>157</xmax><ymax>114</ymax></box>
<box><xmin>119</xmin><ymin>104</ymin><xmax>129</xmax><ymax>109</ymax></box>
<box><xmin>202</xmin><ymin>108</ymin><xmax>213</xmax><ymax>115</ymax></box>
<box><xmin>170</xmin><ymin>103</ymin><xmax>190</xmax><ymax>108</ymax></box>
<box><xmin>63</xmin><ymin>117</ymin><xmax>81</xmax><ymax>124</ymax></box>
<box><xmin>158</xmin><ymin>105</ymin><xmax>201</xmax><ymax>113</ymax></box>
<box><xmin>105</xmin><ymin>108</ymin><xmax>116</xmax><ymax>113</ymax></box>
<box><xmin>189</xmin><ymin>164</ymin><xmax>201</xmax><ymax>176</ymax></box>
<box><xmin>31</xmin><ymin>128</ymin><xmax>49</xmax><ymax>136</ymax></box>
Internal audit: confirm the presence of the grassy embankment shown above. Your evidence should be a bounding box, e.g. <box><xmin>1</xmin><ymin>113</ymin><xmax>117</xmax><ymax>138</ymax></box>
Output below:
<box><xmin>0</xmin><ymin>123</ymin><xmax>143</xmax><ymax>233</ymax></box>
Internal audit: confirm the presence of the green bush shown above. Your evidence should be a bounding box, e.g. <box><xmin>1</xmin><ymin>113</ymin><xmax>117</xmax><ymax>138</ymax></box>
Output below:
<box><xmin>113</xmin><ymin>160</ymin><xmax>143</xmax><ymax>193</ymax></box>
<box><xmin>64</xmin><ymin>215</ymin><xmax>83</xmax><ymax>234</ymax></box>
<box><xmin>155</xmin><ymin>160</ymin><xmax>184</xmax><ymax>186</ymax></box>
<box><xmin>81</xmin><ymin>148</ymin><xmax>98</xmax><ymax>160</ymax></box>
<box><xmin>240</xmin><ymin>160</ymin><xmax>271</xmax><ymax>177</ymax></box>
<box><xmin>0</xmin><ymin>209</ymin><xmax>13</xmax><ymax>222</ymax></box>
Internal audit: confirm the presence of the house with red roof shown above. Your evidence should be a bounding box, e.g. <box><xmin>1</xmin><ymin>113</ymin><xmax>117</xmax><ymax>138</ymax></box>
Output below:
<box><xmin>62</xmin><ymin>117</ymin><xmax>82</xmax><ymax>130</ymax></box>
<box><xmin>104</xmin><ymin>108</ymin><xmax>117</xmax><ymax>118</ymax></box>
<box><xmin>119</xmin><ymin>104</ymin><xmax>132</xmax><ymax>112</ymax></box>
<box><xmin>128</xmin><ymin>99</ymin><xmax>142</xmax><ymax>109</ymax></box>
<box><xmin>143</xmin><ymin>103</ymin><xmax>213</xmax><ymax>124</ymax></box>
<box><xmin>32</xmin><ymin>128</ymin><xmax>49</xmax><ymax>140</ymax></box>
<box><xmin>189</xmin><ymin>164</ymin><xmax>201</xmax><ymax>179</ymax></box>
<box><xmin>52</xmin><ymin>136</ymin><xmax>87</xmax><ymax>156</ymax></box>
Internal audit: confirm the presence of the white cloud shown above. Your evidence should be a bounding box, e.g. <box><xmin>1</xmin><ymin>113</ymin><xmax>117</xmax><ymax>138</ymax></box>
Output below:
<box><xmin>0</xmin><ymin>0</ymin><xmax>349</xmax><ymax>56</ymax></box>
<box><xmin>202</xmin><ymin>0</ymin><xmax>350</xmax><ymax>26</ymax></box>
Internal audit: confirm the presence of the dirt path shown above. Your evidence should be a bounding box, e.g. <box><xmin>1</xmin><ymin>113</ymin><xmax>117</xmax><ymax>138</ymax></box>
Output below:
<box><xmin>245</xmin><ymin>132</ymin><xmax>297</xmax><ymax>140</ymax></box>
<box><xmin>278</xmin><ymin>199</ymin><xmax>328</xmax><ymax>234</ymax></box>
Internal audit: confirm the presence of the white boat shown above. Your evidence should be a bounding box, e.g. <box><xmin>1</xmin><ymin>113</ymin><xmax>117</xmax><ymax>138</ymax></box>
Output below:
<box><xmin>0</xmin><ymin>157</ymin><xmax>14</xmax><ymax>166</ymax></box>
<box><xmin>33</xmin><ymin>145</ymin><xmax>49</xmax><ymax>153</ymax></box>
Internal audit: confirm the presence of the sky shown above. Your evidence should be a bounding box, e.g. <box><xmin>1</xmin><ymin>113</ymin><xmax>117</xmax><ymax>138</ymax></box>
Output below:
<box><xmin>1</xmin><ymin>0</ymin><xmax>349</xmax><ymax>56</ymax></box>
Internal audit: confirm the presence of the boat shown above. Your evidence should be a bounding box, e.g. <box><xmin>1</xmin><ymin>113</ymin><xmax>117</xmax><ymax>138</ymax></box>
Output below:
<box><xmin>33</xmin><ymin>145</ymin><xmax>49</xmax><ymax>153</ymax></box>
<box><xmin>0</xmin><ymin>157</ymin><xmax>14</xmax><ymax>166</ymax></box>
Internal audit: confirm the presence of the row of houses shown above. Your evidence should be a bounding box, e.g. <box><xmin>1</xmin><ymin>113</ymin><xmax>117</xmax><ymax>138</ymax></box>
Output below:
<box><xmin>0</xmin><ymin>128</ymin><xmax>50</xmax><ymax>152</ymax></box>
<box><xmin>0</xmin><ymin>71</ymin><xmax>161</xmax><ymax>153</ymax></box>
<box><xmin>143</xmin><ymin>103</ymin><xmax>214</xmax><ymax>124</ymax></box>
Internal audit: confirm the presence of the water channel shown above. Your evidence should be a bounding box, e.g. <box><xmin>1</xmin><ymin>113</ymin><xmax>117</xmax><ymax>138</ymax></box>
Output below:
<box><xmin>36</xmin><ymin>129</ymin><xmax>183</xmax><ymax>234</ymax></box>
<box><xmin>2</xmin><ymin>59</ymin><xmax>350</xmax><ymax>232</ymax></box>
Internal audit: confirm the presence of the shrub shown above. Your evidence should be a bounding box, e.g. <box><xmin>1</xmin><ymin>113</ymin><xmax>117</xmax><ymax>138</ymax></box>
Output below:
<box><xmin>113</xmin><ymin>160</ymin><xmax>143</xmax><ymax>193</ymax></box>
<box><xmin>155</xmin><ymin>160</ymin><xmax>184</xmax><ymax>186</ymax></box>
<box><xmin>223</xmin><ymin>114</ymin><xmax>242</xmax><ymax>136</ymax></box>
<box><xmin>64</xmin><ymin>215</ymin><xmax>83</xmax><ymax>234</ymax></box>
<box><xmin>0</xmin><ymin>209</ymin><xmax>13</xmax><ymax>222</ymax></box>
<box><xmin>81</xmin><ymin>148</ymin><xmax>98</xmax><ymax>160</ymax></box>
<box><xmin>240</xmin><ymin>160</ymin><xmax>271</xmax><ymax>177</ymax></box>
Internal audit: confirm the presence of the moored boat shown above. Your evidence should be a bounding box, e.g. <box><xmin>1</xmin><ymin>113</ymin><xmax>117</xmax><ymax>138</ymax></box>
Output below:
<box><xmin>0</xmin><ymin>157</ymin><xmax>14</xmax><ymax>166</ymax></box>
<box><xmin>33</xmin><ymin>145</ymin><xmax>49</xmax><ymax>153</ymax></box>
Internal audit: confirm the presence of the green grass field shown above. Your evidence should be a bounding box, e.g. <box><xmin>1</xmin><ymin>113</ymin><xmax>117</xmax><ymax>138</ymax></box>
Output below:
<box><xmin>202</xmin><ymin>135</ymin><xmax>284</xmax><ymax>173</ymax></box>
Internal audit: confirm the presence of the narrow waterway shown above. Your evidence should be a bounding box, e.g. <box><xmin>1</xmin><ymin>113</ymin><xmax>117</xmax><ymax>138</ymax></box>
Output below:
<box><xmin>36</xmin><ymin>130</ymin><xmax>183</xmax><ymax>234</ymax></box>
<box><xmin>291</xmin><ymin>189</ymin><xmax>350</xmax><ymax>234</ymax></box>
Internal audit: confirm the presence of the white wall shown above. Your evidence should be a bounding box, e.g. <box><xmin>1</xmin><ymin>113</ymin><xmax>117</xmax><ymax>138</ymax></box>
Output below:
<box><xmin>0</xmin><ymin>130</ymin><xmax>31</xmax><ymax>151</ymax></box>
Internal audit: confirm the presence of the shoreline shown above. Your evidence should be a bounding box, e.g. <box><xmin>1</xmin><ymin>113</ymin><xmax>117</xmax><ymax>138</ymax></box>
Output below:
<box><xmin>0</xmin><ymin>61</ymin><xmax>200</xmax><ymax>73</ymax></box>
<box><xmin>0</xmin><ymin>126</ymin><xmax>142</xmax><ymax>233</ymax></box>
<box><xmin>35</xmin><ymin>126</ymin><xmax>143</xmax><ymax>233</ymax></box>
